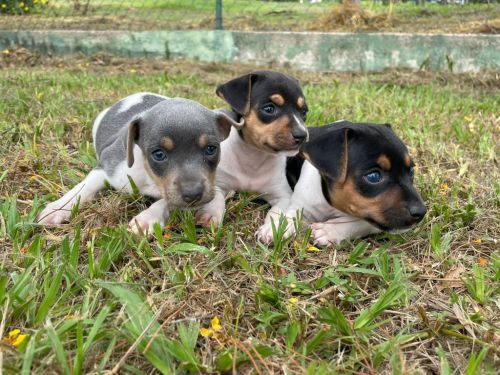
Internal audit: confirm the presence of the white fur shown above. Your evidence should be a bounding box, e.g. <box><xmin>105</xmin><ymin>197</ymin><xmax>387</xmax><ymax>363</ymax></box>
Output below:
<box><xmin>283</xmin><ymin>161</ymin><xmax>380</xmax><ymax>246</ymax></box>
<box><xmin>196</xmin><ymin>127</ymin><xmax>293</xmax><ymax>243</ymax></box>
<box><xmin>37</xmin><ymin>169</ymin><xmax>108</xmax><ymax>225</ymax></box>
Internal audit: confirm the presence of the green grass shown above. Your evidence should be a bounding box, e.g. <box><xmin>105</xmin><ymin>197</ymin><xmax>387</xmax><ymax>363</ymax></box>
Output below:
<box><xmin>1</xmin><ymin>0</ymin><xmax>498</xmax><ymax>33</ymax></box>
<box><xmin>0</xmin><ymin>54</ymin><xmax>499</xmax><ymax>373</ymax></box>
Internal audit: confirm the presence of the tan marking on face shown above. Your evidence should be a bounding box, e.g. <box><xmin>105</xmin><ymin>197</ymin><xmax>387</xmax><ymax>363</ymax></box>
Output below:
<box><xmin>377</xmin><ymin>154</ymin><xmax>392</xmax><ymax>171</ymax></box>
<box><xmin>329</xmin><ymin>177</ymin><xmax>404</xmax><ymax>226</ymax></box>
<box><xmin>161</xmin><ymin>137</ymin><xmax>174</xmax><ymax>151</ymax></box>
<box><xmin>270</xmin><ymin>94</ymin><xmax>285</xmax><ymax>106</ymax></box>
<box><xmin>297</xmin><ymin>96</ymin><xmax>305</xmax><ymax>108</ymax></box>
<box><xmin>243</xmin><ymin>109</ymin><xmax>297</xmax><ymax>152</ymax></box>
<box><xmin>143</xmin><ymin>158</ymin><xmax>172</xmax><ymax>197</ymax></box>
<box><xmin>197</xmin><ymin>134</ymin><xmax>208</xmax><ymax>149</ymax></box>
<box><xmin>404</xmin><ymin>154</ymin><xmax>412</xmax><ymax>168</ymax></box>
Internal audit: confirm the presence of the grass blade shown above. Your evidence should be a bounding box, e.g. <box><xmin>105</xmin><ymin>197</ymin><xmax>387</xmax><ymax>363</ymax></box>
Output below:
<box><xmin>34</xmin><ymin>265</ymin><xmax>65</xmax><ymax>324</ymax></box>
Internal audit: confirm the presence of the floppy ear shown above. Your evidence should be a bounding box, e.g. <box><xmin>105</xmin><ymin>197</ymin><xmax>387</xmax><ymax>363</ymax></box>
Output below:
<box><xmin>215</xmin><ymin>73</ymin><xmax>257</xmax><ymax>116</ymax></box>
<box><xmin>127</xmin><ymin>118</ymin><xmax>141</xmax><ymax>168</ymax></box>
<box><xmin>213</xmin><ymin>110</ymin><xmax>245</xmax><ymax>140</ymax></box>
<box><xmin>300</xmin><ymin>128</ymin><xmax>351</xmax><ymax>185</ymax></box>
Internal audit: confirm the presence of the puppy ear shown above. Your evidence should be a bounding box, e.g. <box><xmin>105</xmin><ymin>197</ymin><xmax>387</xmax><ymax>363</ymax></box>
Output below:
<box><xmin>215</xmin><ymin>73</ymin><xmax>258</xmax><ymax>116</ymax></box>
<box><xmin>213</xmin><ymin>110</ymin><xmax>244</xmax><ymax>139</ymax></box>
<box><xmin>301</xmin><ymin>128</ymin><xmax>351</xmax><ymax>185</ymax></box>
<box><xmin>127</xmin><ymin>118</ymin><xmax>141</xmax><ymax>168</ymax></box>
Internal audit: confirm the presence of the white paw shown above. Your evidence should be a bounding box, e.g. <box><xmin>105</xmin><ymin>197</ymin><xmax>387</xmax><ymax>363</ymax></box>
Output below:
<box><xmin>128</xmin><ymin>212</ymin><xmax>164</xmax><ymax>235</ymax></box>
<box><xmin>37</xmin><ymin>204</ymin><xmax>71</xmax><ymax>225</ymax></box>
<box><xmin>256</xmin><ymin>222</ymin><xmax>274</xmax><ymax>244</ymax></box>
<box><xmin>256</xmin><ymin>218</ymin><xmax>295</xmax><ymax>245</ymax></box>
<box><xmin>311</xmin><ymin>222</ymin><xmax>338</xmax><ymax>247</ymax></box>
<box><xmin>195</xmin><ymin>209</ymin><xmax>222</xmax><ymax>228</ymax></box>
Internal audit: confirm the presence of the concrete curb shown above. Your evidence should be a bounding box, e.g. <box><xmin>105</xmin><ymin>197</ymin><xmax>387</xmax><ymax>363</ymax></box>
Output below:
<box><xmin>0</xmin><ymin>30</ymin><xmax>498</xmax><ymax>73</ymax></box>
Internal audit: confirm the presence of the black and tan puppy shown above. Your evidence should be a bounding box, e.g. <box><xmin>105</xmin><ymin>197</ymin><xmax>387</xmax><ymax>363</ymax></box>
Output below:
<box><xmin>283</xmin><ymin>121</ymin><xmax>426</xmax><ymax>246</ymax></box>
<box><xmin>196</xmin><ymin>71</ymin><xmax>309</xmax><ymax>243</ymax></box>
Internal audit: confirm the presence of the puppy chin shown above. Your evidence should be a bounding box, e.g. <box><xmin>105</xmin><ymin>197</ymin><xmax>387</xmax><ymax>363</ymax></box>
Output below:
<box><xmin>278</xmin><ymin>149</ymin><xmax>300</xmax><ymax>157</ymax></box>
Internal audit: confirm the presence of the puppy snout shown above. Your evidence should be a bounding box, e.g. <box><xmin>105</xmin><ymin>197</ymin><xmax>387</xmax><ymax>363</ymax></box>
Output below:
<box><xmin>292</xmin><ymin>130</ymin><xmax>308</xmax><ymax>145</ymax></box>
<box><xmin>408</xmin><ymin>202</ymin><xmax>426</xmax><ymax>223</ymax></box>
<box><xmin>181</xmin><ymin>183</ymin><xmax>204</xmax><ymax>204</ymax></box>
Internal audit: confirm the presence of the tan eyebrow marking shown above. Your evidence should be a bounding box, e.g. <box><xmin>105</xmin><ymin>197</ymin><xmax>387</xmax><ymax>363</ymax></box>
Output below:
<box><xmin>162</xmin><ymin>137</ymin><xmax>174</xmax><ymax>151</ymax></box>
<box><xmin>197</xmin><ymin>134</ymin><xmax>208</xmax><ymax>148</ymax></box>
<box><xmin>404</xmin><ymin>154</ymin><xmax>412</xmax><ymax>168</ymax></box>
<box><xmin>270</xmin><ymin>94</ymin><xmax>285</xmax><ymax>106</ymax></box>
<box><xmin>297</xmin><ymin>96</ymin><xmax>305</xmax><ymax>108</ymax></box>
<box><xmin>377</xmin><ymin>154</ymin><xmax>392</xmax><ymax>171</ymax></box>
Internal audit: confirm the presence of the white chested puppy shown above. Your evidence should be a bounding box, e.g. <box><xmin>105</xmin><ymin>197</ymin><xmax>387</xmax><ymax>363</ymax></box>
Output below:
<box><xmin>283</xmin><ymin>121</ymin><xmax>427</xmax><ymax>246</ymax></box>
<box><xmin>37</xmin><ymin>93</ymin><xmax>240</xmax><ymax>233</ymax></box>
<box><xmin>195</xmin><ymin>71</ymin><xmax>309</xmax><ymax>243</ymax></box>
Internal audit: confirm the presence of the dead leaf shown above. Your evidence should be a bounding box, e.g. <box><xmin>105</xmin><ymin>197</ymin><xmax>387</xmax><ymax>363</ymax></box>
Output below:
<box><xmin>439</xmin><ymin>264</ymin><xmax>466</xmax><ymax>289</ymax></box>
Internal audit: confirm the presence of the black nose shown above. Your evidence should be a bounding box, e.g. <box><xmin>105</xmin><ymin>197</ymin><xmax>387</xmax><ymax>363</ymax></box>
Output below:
<box><xmin>292</xmin><ymin>131</ymin><xmax>307</xmax><ymax>145</ymax></box>
<box><xmin>181</xmin><ymin>183</ymin><xmax>204</xmax><ymax>203</ymax></box>
<box><xmin>408</xmin><ymin>203</ymin><xmax>426</xmax><ymax>222</ymax></box>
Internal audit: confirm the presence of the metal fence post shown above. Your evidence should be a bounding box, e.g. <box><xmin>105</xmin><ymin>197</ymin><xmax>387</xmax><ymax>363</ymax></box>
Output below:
<box><xmin>215</xmin><ymin>0</ymin><xmax>223</xmax><ymax>30</ymax></box>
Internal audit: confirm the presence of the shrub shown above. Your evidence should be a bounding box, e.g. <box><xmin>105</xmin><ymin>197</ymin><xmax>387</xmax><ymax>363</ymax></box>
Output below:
<box><xmin>0</xmin><ymin>0</ymin><xmax>48</xmax><ymax>15</ymax></box>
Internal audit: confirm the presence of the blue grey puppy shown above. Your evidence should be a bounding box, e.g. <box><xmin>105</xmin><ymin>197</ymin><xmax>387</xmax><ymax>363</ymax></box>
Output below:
<box><xmin>37</xmin><ymin>92</ymin><xmax>240</xmax><ymax>234</ymax></box>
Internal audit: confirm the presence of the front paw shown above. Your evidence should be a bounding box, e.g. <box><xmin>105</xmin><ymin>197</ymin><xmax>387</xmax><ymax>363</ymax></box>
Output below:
<box><xmin>128</xmin><ymin>213</ymin><xmax>165</xmax><ymax>235</ymax></box>
<box><xmin>311</xmin><ymin>222</ymin><xmax>338</xmax><ymax>247</ymax></box>
<box><xmin>256</xmin><ymin>222</ymin><xmax>274</xmax><ymax>244</ymax></box>
<box><xmin>37</xmin><ymin>204</ymin><xmax>71</xmax><ymax>225</ymax></box>
<box><xmin>195</xmin><ymin>209</ymin><xmax>222</xmax><ymax>228</ymax></box>
<box><xmin>256</xmin><ymin>218</ymin><xmax>295</xmax><ymax>245</ymax></box>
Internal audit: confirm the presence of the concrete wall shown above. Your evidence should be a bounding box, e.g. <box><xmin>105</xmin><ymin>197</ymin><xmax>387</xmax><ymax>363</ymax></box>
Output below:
<box><xmin>0</xmin><ymin>30</ymin><xmax>498</xmax><ymax>73</ymax></box>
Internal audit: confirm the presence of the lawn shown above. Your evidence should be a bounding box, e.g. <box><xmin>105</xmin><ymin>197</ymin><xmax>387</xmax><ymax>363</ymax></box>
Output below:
<box><xmin>1</xmin><ymin>0</ymin><xmax>498</xmax><ymax>33</ymax></box>
<box><xmin>0</xmin><ymin>51</ymin><xmax>499</xmax><ymax>373</ymax></box>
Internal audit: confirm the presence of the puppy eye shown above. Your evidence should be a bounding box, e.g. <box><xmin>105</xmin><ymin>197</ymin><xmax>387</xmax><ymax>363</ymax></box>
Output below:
<box><xmin>151</xmin><ymin>149</ymin><xmax>167</xmax><ymax>161</ymax></box>
<box><xmin>262</xmin><ymin>104</ymin><xmax>276</xmax><ymax>114</ymax></box>
<box><xmin>204</xmin><ymin>145</ymin><xmax>217</xmax><ymax>156</ymax></box>
<box><xmin>364</xmin><ymin>171</ymin><xmax>382</xmax><ymax>184</ymax></box>
<box><xmin>301</xmin><ymin>108</ymin><xmax>308</xmax><ymax>120</ymax></box>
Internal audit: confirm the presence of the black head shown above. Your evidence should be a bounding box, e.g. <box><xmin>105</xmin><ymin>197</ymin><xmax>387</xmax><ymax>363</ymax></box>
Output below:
<box><xmin>301</xmin><ymin>121</ymin><xmax>426</xmax><ymax>231</ymax></box>
<box><xmin>127</xmin><ymin>98</ymin><xmax>239</xmax><ymax>207</ymax></box>
<box><xmin>216</xmin><ymin>70</ymin><xmax>309</xmax><ymax>155</ymax></box>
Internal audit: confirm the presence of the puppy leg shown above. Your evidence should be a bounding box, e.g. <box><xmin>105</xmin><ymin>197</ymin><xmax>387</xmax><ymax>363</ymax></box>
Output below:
<box><xmin>37</xmin><ymin>169</ymin><xmax>108</xmax><ymax>225</ymax></box>
<box><xmin>195</xmin><ymin>188</ymin><xmax>226</xmax><ymax>227</ymax></box>
<box><xmin>128</xmin><ymin>199</ymin><xmax>169</xmax><ymax>235</ymax></box>
<box><xmin>256</xmin><ymin>195</ymin><xmax>291</xmax><ymax>244</ymax></box>
<box><xmin>311</xmin><ymin>218</ymin><xmax>380</xmax><ymax>247</ymax></box>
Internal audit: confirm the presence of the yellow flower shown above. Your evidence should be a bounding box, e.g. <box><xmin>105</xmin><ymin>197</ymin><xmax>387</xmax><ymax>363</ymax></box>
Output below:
<box><xmin>211</xmin><ymin>316</ymin><xmax>222</xmax><ymax>331</ymax></box>
<box><xmin>439</xmin><ymin>183</ymin><xmax>450</xmax><ymax>196</ymax></box>
<box><xmin>24</xmin><ymin>7</ymin><xmax>29</xmax><ymax>11</ymax></box>
<box><xmin>199</xmin><ymin>316</ymin><xmax>223</xmax><ymax>338</ymax></box>
<box><xmin>464</xmin><ymin>115</ymin><xmax>473</xmax><ymax>122</ymax></box>
<box><xmin>8</xmin><ymin>329</ymin><xmax>20</xmax><ymax>338</ymax></box>
<box><xmin>1</xmin><ymin>4</ymin><xmax>6</xmax><ymax>8</ymax></box>
<box><xmin>199</xmin><ymin>327</ymin><xmax>212</xmax><ymax>337</ymax></box>
<box><xmin>3</xmin><ymin>329</ymin><xmax>28</xmax><ymax>347</ymax></box>
<box><xmin>473</xmin><ymin>239</ymin><xmax>482</xmax><ymax>244</ymax></box>
<box><xmin>129</xmin><ymin>69</ymin><xmax>136</xmax><ymax>73</ymax></box>
<box><xmin>289</xmin><ymin>297</ymin><xmax>298</xmax><ymax>304</ymax></box>
<box><xmin>2</xmin><ymin>49</ymin><xmax>9</xmax><ymax>55</ymax></box>
<box><xmin>20</xmin><ymin>2</ymin><xmax>25</xmax><ymax>6</ymax></box>
<box><xmin>289</xmin><ymin>283</ymin><xmax>296</xmax><ymax>289</ymax></box>
<box><xmin>42</xmin><ymin>0</ymin><xmax>48</xmax><ymax>4</ymax></box>
<box><xmin>307</xmin><ymin>245</ymin><xmax>320</xmax><ymax>252</ymax></box>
